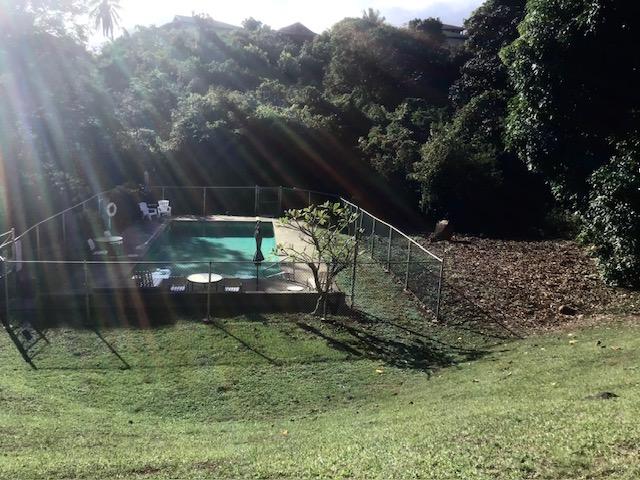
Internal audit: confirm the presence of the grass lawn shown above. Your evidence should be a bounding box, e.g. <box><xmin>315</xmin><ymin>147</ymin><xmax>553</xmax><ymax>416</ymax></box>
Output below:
<box><xmin>1</xmin><ymin>263</ymin><xmax>639</xmax><ymax>479</ymax></box>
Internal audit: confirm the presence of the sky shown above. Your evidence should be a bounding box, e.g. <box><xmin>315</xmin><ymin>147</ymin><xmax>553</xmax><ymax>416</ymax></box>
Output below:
<box><xmin>91</xmin><ymin>0</ymin><xmax>484</xmax><ymax>44</ymax></box>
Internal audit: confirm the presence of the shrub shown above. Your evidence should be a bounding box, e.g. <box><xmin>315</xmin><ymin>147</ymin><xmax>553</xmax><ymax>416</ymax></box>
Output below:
<box><xmin>583</xmin><ymin>139</ymin><xmax>640</xmax><ymax>287</ymax></box>
<box><xmin>413</xmin><ymin>91</ymin><xmax>552</xmax><ymax>234</ymax></box>
<box><xmin>414</xmin><ymin>125</ymin><xmax>502</xmax><ymax>231</ymax></box>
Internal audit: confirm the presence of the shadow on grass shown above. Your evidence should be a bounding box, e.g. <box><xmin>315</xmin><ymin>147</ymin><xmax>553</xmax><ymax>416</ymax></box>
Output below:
<box><xmin>208</xmin><ymin>316</ymin><xmax>281</xmax><ymax>366</ymax></box>
<box><xmin>295</xmin><ymin>310</ymin><xmax>493</xmax><ymax>374</ymax></box>
<box><xmin>25</xmin><ymin>311</ymin><xmax>289</xmax><ymax>370</ymax></box>
<box><xmin>10</xmin><ymin>268</ymin><xmax>517</xmax><ymax>372</ymax></box>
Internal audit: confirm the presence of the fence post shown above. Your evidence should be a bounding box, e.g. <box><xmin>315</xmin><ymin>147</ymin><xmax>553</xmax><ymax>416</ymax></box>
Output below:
<box><xmin>36</xmin><ymin>225</ymin><xmax>40</xmax><ymax>259</ymax></box>
<box><xmin>254</xmin><ymin>185</ymin><xmax>259</xmax><ymax>216</ymax></box>
<box><xmin>84</xmin><ymin>260</ymin><xmax>91</xmax><ymax>325</ymax></box>
<box><xmin>255</xmin><ymin>263</ymin><xmax>260</xmax><ymax>291</ymax></box>
<box><xmin>435</xmin><ymin>250</ymin><xmax>445</xmax><ymax>321</ymax></box>
<box><xmin>161</xmin><ymin>187</ymin><xmax>166</xmax><ymax>199</ymax></box>
<box><xmin>350</xmin><ymin>209</ymin><xmax>360</xmax><ymax>309</ymax></box>
<box><xmin>404</xmin><ymin>240</ymin><xmax>411</xmax><ymax>291</ymax></box>
<box><xmin>307</xmin><ymin>190</ymin><xmax>311</xmax><ymax>207</ymax></box>
<box><xmin>1</xmin><ymin>257</ymin><xmax>36</xmax><ymax>369</ymax></box>
<box><xmin>386</xmin><ymin>226</ymin><xmax>392</xmax><ymax>272</ymax></box>
<box><xmin>206</xmin><ymin>261</ymin><xmax>212</xmax><ymax>322</ymax></box>
<box><xmin>61</xmin><ymin>213</ymin><xmax>66</xmax><ymax>245</ymax></box>
<box><xmin>202</xmin><ymin>187</ymin><xmax>207</xmax><ymax>216</ymax></box>
<box><xmin>370</xmin><ymin>218</ymin><xmax>376</xmax><ymax>257</ymax></box>
<box><xmin>278</xmin><ymin>186</ymin><xmax>283</xmax><ymax>216</ymax></box>
<box><xmin>3</xmin><ymin>258</ymin><xmax>9</xmax><ymax>325</ymax></box>
<box><xmin>10</xmin><ymin>228</ymin><xmax>15</xmax><ymax>260</ymax></box>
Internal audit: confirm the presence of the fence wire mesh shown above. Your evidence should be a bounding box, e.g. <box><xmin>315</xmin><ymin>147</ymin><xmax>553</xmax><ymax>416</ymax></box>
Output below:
<box><xmin>345</xmin><ymin>206</ymin><xmax>443</xmax><ymax>317</ymax></box>
<box><xmin>1</xmin><ymin>259</ymin><xmax>346</xmax><ymax>329</ymax></box>
<box><xmin>2</xmin><ymin>186</ymin><xmax>444</xmax><ymax>328</ymax></box>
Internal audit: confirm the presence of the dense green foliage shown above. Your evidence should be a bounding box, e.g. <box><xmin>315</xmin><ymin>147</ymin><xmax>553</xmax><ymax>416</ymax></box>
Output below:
<box><xmin>0</xmin><ymin>1</ymin><xmax>115</xmax><ymax>231</ymax></box>
<box><xmin>449</xmin><ymin>0</ymin><xmax>524</xmax><ymax>107</ymax></box>
<box><xmin>503</xmin><ymin>0</ymin><xmax>640</xmax><ymax>283</ymax></box>
<box><xmin>359</xmin><ymin>99</ymin><xmax>443</xmax><ymax>183</ymax></box>
<box><xmin>98</xmin><ymin>13</ymin><xmax>459</xmax><ymax>221</ymax></box>
<box><xmin>503</xmin><ymin>0</ymin><xmax>640</xmax><ymax>208</ymax></box>
<box><xmin>3</xmin><ymin>0</ymin><xmax>640</xmax><ymax>283</ymax></box>
<box><xmin>414</xmin><ymin>93</ymin><xmax>504</xmax><ymax>231</ymax></box>
<box><xmin>408</xmin><ymin>17</ymin><xmax>446</xmax><ymax>45</ymax></box>
<box><xmin>583</xmin><ymin>139</ymin><xmax>640</xmax><ymax>286</ymax></box>
<box><xmin>0</xmin><ymin>5</ymin><xmax>464</xmax><ymax>230</ymax></box>
<box><xmin>414</xmin><ymin>0</ymin><xmax>552</xmax><ymax>233</ymax></box>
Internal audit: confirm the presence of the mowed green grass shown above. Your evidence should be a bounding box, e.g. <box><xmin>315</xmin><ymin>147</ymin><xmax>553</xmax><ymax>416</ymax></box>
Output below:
<box><xmin>0</xmin><ymin>264</ymin><xmax>639</xmax><ymax>479</ymax></box>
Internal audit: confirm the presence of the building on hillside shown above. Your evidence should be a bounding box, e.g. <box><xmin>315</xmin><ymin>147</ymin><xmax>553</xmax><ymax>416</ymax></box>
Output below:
<box><xmin>171</xmin><ymin>15</ymin><xmax>240</xmax><ymax>33</ymax></box>
<box><xmin>277</xmin><ymin>22</ymin><xmax>317</xmax><ymax>43</ymax></box>
<box><xmin>442</xmin><ymin>24</ymin><xmax>467</xmax><ymax>48</ymax></box>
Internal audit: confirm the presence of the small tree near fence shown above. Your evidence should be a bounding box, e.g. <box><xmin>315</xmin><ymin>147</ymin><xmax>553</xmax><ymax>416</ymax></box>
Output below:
<box><xmin>278</xmin><ymin>202</ymin><xmax>359</xmax><ymax>316</ymax></box>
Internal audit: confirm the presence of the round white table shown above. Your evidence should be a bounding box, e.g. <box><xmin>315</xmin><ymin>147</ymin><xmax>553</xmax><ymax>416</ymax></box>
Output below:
<box><xmin>94</xmin><ymin>235</ymin><xmax>123</xmax><ymax>245</ymax></box>
<box><xmin>286</xmin><ymin>285</ymin><xmax>305</xmax><ymax>292</ymax></box>
<box><xmin>94</xmin><ymin>235</ymin><xmax>124</xmax><ymax>256</ymax></box>
<box><xmin>187</xmin><ymin>273</ymin><xmax>223</xmax><ymax>291</ymax></box>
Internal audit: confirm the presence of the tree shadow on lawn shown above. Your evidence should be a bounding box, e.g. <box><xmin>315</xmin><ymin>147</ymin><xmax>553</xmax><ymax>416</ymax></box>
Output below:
<box><xmin>294</xmin><ymin>311</ymin><xmax>494</xmax><ymax>374</ymax></box>
<box><xmin>22</xmin><ymin>310</ymin><xmax>310</xmax><ymax>370</ymax></box>
<box><xmin>208</xmin><ymin>318</ymin><xmax>281</xmax><ymax>366</ymax></box>
<box><xmin>22</xmin><ymin>300</ymin><xmax>513</xmax><ymax>372</ymax></box>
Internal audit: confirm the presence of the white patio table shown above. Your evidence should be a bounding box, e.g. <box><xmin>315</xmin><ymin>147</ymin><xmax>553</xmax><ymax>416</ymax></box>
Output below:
<box><xmin>187</xmin><ymin>273</ymin><xmax>223</xmax><ymax>292</ymax></box>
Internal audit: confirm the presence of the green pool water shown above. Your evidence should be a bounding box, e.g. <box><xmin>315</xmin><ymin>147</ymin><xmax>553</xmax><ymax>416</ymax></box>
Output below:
<box><xmin>140</xmin><ymin>220</ymin><xmax>280</xmax><ymax>280</ymax></box>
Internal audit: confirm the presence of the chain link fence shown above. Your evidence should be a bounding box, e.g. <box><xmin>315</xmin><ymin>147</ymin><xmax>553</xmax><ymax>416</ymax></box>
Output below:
<box><xmin>340</xmin><ymin>199</ymin><xmax>443</xmax><ymax>317</ymax></box>
<box><xmin>1</xmin><ymin>186</ymin><xmax>446</xmax><ymax>367</ymax></box>
<box><xmin>146</xmin><ymin>186</ymin><xmax>340</xmax><ymax>218</ymax></box>
<box><xmin>0</xmin><ymin>259</ymin><xmax>345</xmax><ymax>328</ymax></box>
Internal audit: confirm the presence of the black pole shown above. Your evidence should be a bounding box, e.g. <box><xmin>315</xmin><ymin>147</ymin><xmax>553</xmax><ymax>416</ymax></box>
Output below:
<box><xmin>255</xmin><ymin>263</ymin><xmax>259</xmax><ymax>291</ymax></box>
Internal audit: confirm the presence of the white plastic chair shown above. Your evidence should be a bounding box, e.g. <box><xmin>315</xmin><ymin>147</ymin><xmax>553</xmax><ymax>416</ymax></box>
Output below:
<box><xmin>139</xmin><ymin>202</ymin><xmax>158</xmax><ymax>220</ymax></box>
<box><xmin>87</xmin><ymin>239</ymin><xmax>107</xmax><ymax>256</ymax></box>
<box><xmin>157</xmin><ymin>200</ymin><xmax>171</xmax><ymax>218</ymax></box>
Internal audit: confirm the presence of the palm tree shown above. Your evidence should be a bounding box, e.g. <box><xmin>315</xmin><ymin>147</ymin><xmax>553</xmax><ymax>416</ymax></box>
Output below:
<box><xmin>91</xmin><ymin>0</ymin><xmax>121</xmax><ymax>39</ymax></box>
<box><xmin>362</xmin><ymin>8</ymin><xmax>385</xmax><ymax>25</ymax></box>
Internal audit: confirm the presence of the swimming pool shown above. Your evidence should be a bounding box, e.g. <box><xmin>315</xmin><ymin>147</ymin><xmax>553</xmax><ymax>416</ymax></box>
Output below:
<box><xmin>140</xmin><ymin>220</ymin><xmax>281</xmax><ymax>280</ymax></box>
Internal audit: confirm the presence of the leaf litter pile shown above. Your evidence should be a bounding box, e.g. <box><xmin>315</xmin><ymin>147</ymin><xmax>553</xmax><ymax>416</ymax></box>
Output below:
<box><xmin>419</xmin><ymin>236</ymin><xmax>640</xmax><ymax>334</ymax></box>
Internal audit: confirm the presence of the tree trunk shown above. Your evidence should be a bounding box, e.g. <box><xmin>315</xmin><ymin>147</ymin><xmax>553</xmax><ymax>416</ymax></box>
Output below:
<box><xmin>311</xmin><ymin>290</ymin><xmax>328</xmax><ymax>318</ymax></box>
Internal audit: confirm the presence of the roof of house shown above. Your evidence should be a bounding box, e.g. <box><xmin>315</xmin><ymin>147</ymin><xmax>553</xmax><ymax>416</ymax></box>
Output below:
<box><xmin>278</xmin><ymin>22</ymin><xmax>317</xmax><ymax>38</ymax></box>
<box><xmin>442</xmin><ymin>24</ymin><xmax>464</xmax><ymax>32</ymax></box>
<box><xmin>441</xmin><ymin>24</ymin><xmax>467</xmax><ymax>43</ymax></box>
